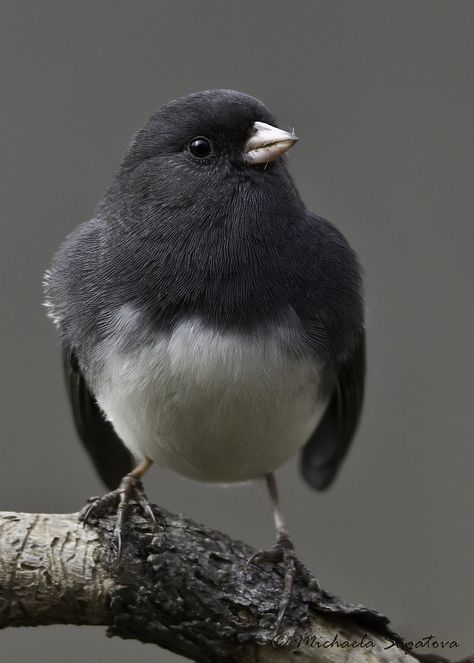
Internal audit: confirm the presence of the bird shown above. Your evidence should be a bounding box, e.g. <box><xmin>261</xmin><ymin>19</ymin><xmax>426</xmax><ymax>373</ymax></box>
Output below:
<box><xmin>44</xmin><ymin>89</ymin><xmax>365</xmax><ymax>629</ymax></box>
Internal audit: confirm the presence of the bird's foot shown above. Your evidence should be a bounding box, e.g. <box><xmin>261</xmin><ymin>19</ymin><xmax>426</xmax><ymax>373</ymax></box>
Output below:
<box><xmin>80</xmin><ymin>474</ymin><xmax>156</xmax><ymax>566</ymax></box>
<box><xmin>246</xmin><ymin>532</ymin><xmax>298</xmax><ymax>632</ymax></box>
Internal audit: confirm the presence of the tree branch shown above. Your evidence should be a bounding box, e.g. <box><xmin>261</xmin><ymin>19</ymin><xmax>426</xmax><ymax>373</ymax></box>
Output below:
<box><xmin>0</xmin><ymin>505</ymin><xmax>462</xmax><ymax>662</ymax></box>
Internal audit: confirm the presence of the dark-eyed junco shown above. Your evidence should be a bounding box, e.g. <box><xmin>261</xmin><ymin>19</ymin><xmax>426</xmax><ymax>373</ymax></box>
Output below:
<box><xmin>44</xmin><ymin>89</ymin><xmax>365</xmax><ymax>628</ymax></box>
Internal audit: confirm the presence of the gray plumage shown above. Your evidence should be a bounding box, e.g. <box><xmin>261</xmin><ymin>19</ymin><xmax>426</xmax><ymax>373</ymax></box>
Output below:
<box><xmin>45</xmin><ymin>89</ymin><xmax>365</xmax><ymax>491</ymax></box>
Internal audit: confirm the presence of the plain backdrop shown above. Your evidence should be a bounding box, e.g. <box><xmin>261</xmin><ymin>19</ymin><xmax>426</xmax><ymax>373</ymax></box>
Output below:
<box><xmin>0</xmin><ymin>1</ymin><xmax>472</xmax><ymax>661</ymax></box>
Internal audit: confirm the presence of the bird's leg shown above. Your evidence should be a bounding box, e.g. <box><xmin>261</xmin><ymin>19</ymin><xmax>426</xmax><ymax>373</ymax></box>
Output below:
<box><xmin>81</xmin><ymin>457</ymin><xmax>156</xmax><ymax>563</ymax></box>
<box><xmin>112</xmin><ymin>458</ymin><xmax>156</xmax><ymax>559</ymax></box>
<box><xmin>247</xmin><ymin>472</ymin><xmax>298</xmax><ymax>631</ymax></box>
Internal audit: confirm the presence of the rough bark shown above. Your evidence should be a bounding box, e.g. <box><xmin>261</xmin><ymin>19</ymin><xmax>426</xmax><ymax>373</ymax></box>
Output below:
<box><xmin>0</xmin><ymin>505</ymin><xmax>465</xmax><ymax>663</ymax></box>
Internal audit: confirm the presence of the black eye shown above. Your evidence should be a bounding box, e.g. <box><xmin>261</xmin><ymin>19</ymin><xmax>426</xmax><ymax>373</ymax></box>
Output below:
<box><xmin>189</xmin><ymin>137</ymin><xmax>212</xmax><ymax>158</ymax></box>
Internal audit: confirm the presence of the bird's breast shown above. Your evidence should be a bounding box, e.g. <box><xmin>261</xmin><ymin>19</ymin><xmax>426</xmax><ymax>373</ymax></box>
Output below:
<box><xmin>93</xmin><ymin>310</ymin><xmax>328</xmax><ymax>483</ymax></box>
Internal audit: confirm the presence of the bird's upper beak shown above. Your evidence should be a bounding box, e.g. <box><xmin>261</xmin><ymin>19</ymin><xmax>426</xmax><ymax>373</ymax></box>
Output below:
<box><xmin>243</xmin><ymin>121</ymin><xmax>298</xmax><ymax>165</ymax></box>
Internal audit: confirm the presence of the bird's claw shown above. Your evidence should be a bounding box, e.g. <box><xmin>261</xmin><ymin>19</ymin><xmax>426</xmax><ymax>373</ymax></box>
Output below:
<box><xmin>246</xmin><ymin>533</ymin><xmax>298</xmax><ymax>632</ymax></box>
<box><xmin>80</xmin><ymin>474</ymin><xmax>157</xmax><ymax>568</ymax></box>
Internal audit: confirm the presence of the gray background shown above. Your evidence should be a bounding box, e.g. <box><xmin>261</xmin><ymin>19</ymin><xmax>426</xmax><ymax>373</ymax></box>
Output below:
<box><xmin>1</xmin><ymin>1</ymin><xmax>472</xmax><ymax>660</ymax></box>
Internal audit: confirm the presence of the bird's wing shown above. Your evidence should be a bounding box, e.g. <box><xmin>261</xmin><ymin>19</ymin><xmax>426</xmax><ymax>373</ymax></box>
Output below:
<box><xmin>63</xmin><ymin>345</ymin><xmax>134</xmax><ymax>490</ymax></box>
<box><xmin>300</xmin><ymin>329</ymin><xmax>366</xmax><ymax>490</ymax></box>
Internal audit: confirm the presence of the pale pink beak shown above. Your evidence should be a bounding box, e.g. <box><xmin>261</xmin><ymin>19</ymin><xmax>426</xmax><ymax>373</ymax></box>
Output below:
<box><xmin>243</xmin><ymin>121</ymin><xmax>298</xmax><ymax>165</ymax></box>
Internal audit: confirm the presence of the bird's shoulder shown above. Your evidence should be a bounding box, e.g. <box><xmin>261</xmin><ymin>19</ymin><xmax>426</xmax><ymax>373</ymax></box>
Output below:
<box><xmin>300</xmin><ymin>211</ymin><xmax>361</xmax><ymax>275</ymax></box>
<box><xmin>44</xmin><ymin>217</ymin><xmax>109</xmax><ymax>348</ymax></box>
<box><xmin>286</xmin><ymin>210</ymin><xmax>364</xmax><ymax>360</ymax></box>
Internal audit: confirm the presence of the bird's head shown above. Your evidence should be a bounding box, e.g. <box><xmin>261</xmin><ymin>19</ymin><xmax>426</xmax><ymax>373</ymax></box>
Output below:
<box><xmin>112</xmin><ymin>89</ymin><xmax>299</xmax><ymax>215</ymax></box>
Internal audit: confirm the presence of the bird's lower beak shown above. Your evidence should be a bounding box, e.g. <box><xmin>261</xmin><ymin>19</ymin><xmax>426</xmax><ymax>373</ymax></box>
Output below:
<box><xmin>243</xmin><ymin>121</ymin><xmax>298</xmax><ymax>165</ymax></box>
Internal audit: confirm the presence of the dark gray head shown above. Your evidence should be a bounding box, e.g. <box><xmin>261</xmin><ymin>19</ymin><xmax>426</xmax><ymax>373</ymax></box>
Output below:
<box><xmin>100</xmin><ymin>89</ymin><xmax>300</xmax><ymax>225</ymax></box>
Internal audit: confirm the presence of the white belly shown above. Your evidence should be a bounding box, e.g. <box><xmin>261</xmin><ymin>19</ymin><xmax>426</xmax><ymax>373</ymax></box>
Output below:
<box><xmin>94</xmin><ymin>317</ymin><xmax>327</xmax><ymax>482</ymax></box>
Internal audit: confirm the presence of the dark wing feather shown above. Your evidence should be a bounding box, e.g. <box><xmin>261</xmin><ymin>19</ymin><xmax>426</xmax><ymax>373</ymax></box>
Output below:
<box><xmin>300</xmin><ymin>329</ymin><xmax>366</xmax><ymax>490</ymax></box>
<box><xmin>63</xmin><ymin>346</ymin><xmax>134</xmax><ymax>490</ymax></box>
